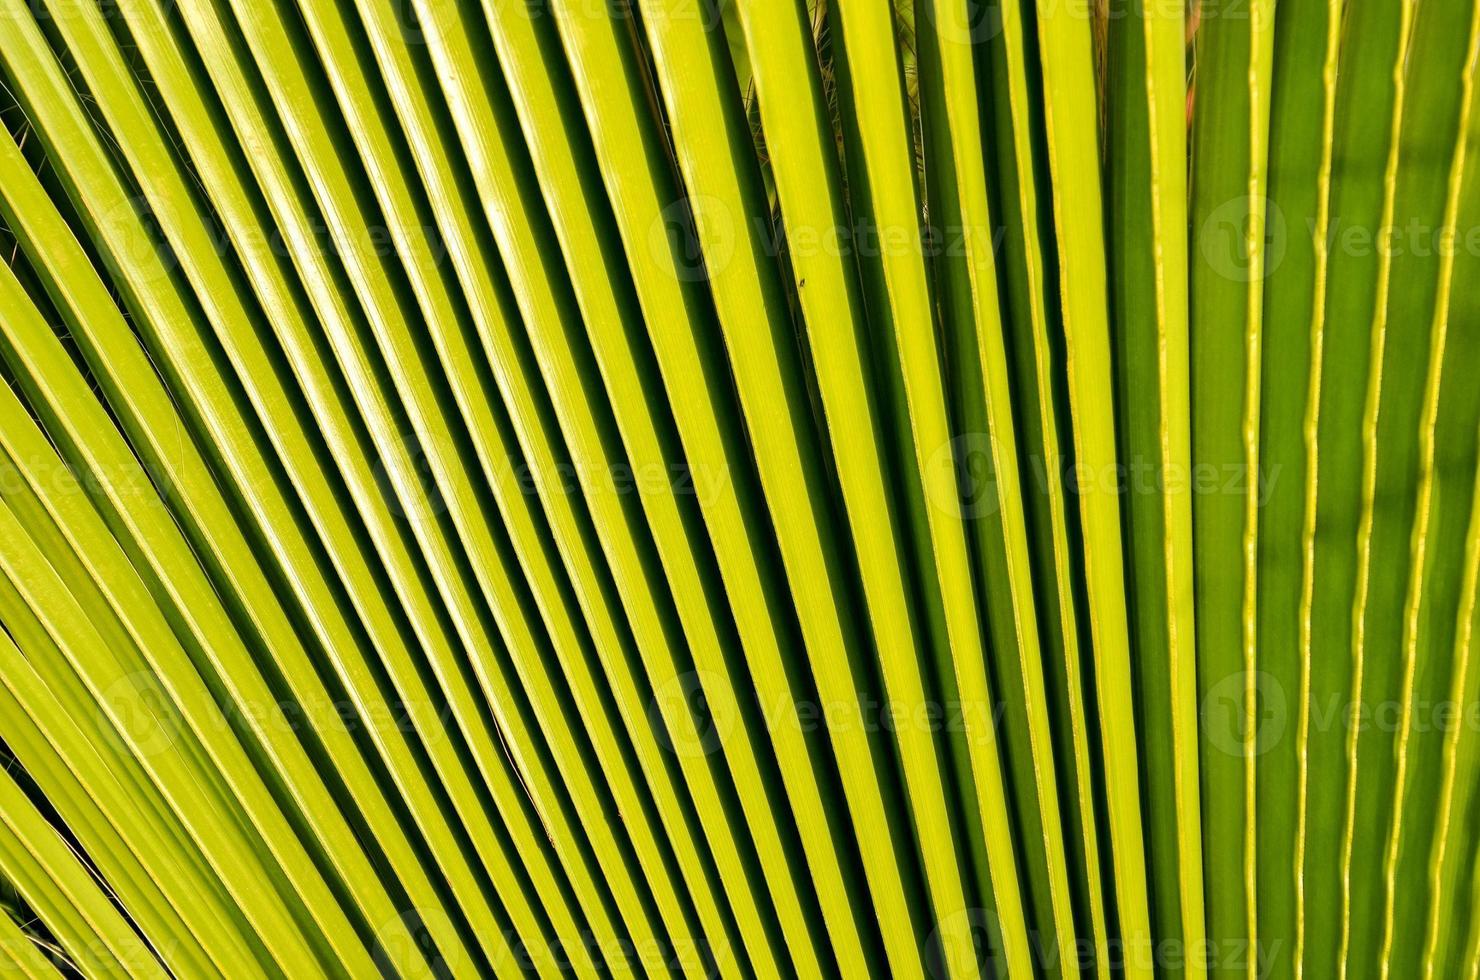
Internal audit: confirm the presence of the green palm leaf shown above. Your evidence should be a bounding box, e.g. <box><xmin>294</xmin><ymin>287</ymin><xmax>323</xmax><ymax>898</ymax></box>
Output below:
<box><xmin>2</xmin><ymin>0</ymin><xmax>1480</xmax><ymax>976</ymax></box>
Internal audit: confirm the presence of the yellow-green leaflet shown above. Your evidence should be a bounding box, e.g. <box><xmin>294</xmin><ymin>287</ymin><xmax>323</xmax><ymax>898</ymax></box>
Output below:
<box><xmin>0</xmin><ymin>0</ymin><xmax>1478</xmax><ymax>976</ymax></box>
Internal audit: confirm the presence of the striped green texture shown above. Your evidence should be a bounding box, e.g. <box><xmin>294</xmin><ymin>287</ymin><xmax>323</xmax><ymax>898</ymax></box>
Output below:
<box><xmin>0</xmin><ymin>0</ymin><xmax>1478</xmax><ymax>977</ymax></box>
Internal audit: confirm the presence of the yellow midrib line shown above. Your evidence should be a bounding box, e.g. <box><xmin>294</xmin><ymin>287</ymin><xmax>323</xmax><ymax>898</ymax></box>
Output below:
<box><xmin>1142</xmin><ymin>2</ymin><xmax>1210</xmax><ymax>973</ymax></box>
<box><xmin>997</xmin><ymin>0</ymin><xmax>1112</xmax><ymax>970</ymax></box>
<box><xmin>832</xmin><ymin>3</ymin><xmax>1042</xmax><ymax>976</ymax></box>
<box><xmin>930</xmin><ymin>5</ymin><xmax>1083</xmax><ymax>973</ymax></box>
<box><xmin>636</xmin><ymin>5</ymin><xmax>934</xmax><ymax>974</ymax></box>
<box><xmin>1395</xmin><ymin>4</ymin><xmax>1480</xmax><ymax>976</ymax></box>
<box><xmin>545</xmin><ymin>6</ymin><xmax>842</xmax><ymax>974</ymax></box>
<box><xmin>734</xmin><ymin>3</ymin><xmax>992</xmax><ymax>977</ymax></box>
<box><xmin>1338</xmin><ymin>4</ymin><xmax>1420</xmax><ymax>976</ymax></box>
<box><xmin>1241</xmin><ymin>3</ymin><xmax>1277</xmax><ymax>975</ymax></box>
<box><xmin>1294</xmin><ymin>3</ymin><xmax>1347</xmax><ymax>977</ymax></box>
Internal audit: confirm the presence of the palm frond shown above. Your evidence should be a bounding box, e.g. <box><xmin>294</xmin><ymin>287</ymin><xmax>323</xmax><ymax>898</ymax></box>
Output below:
<box><xmin>0</xmin><ymin>0</ymin><xmax>1478</xmax><ymax>977</ymax></box>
